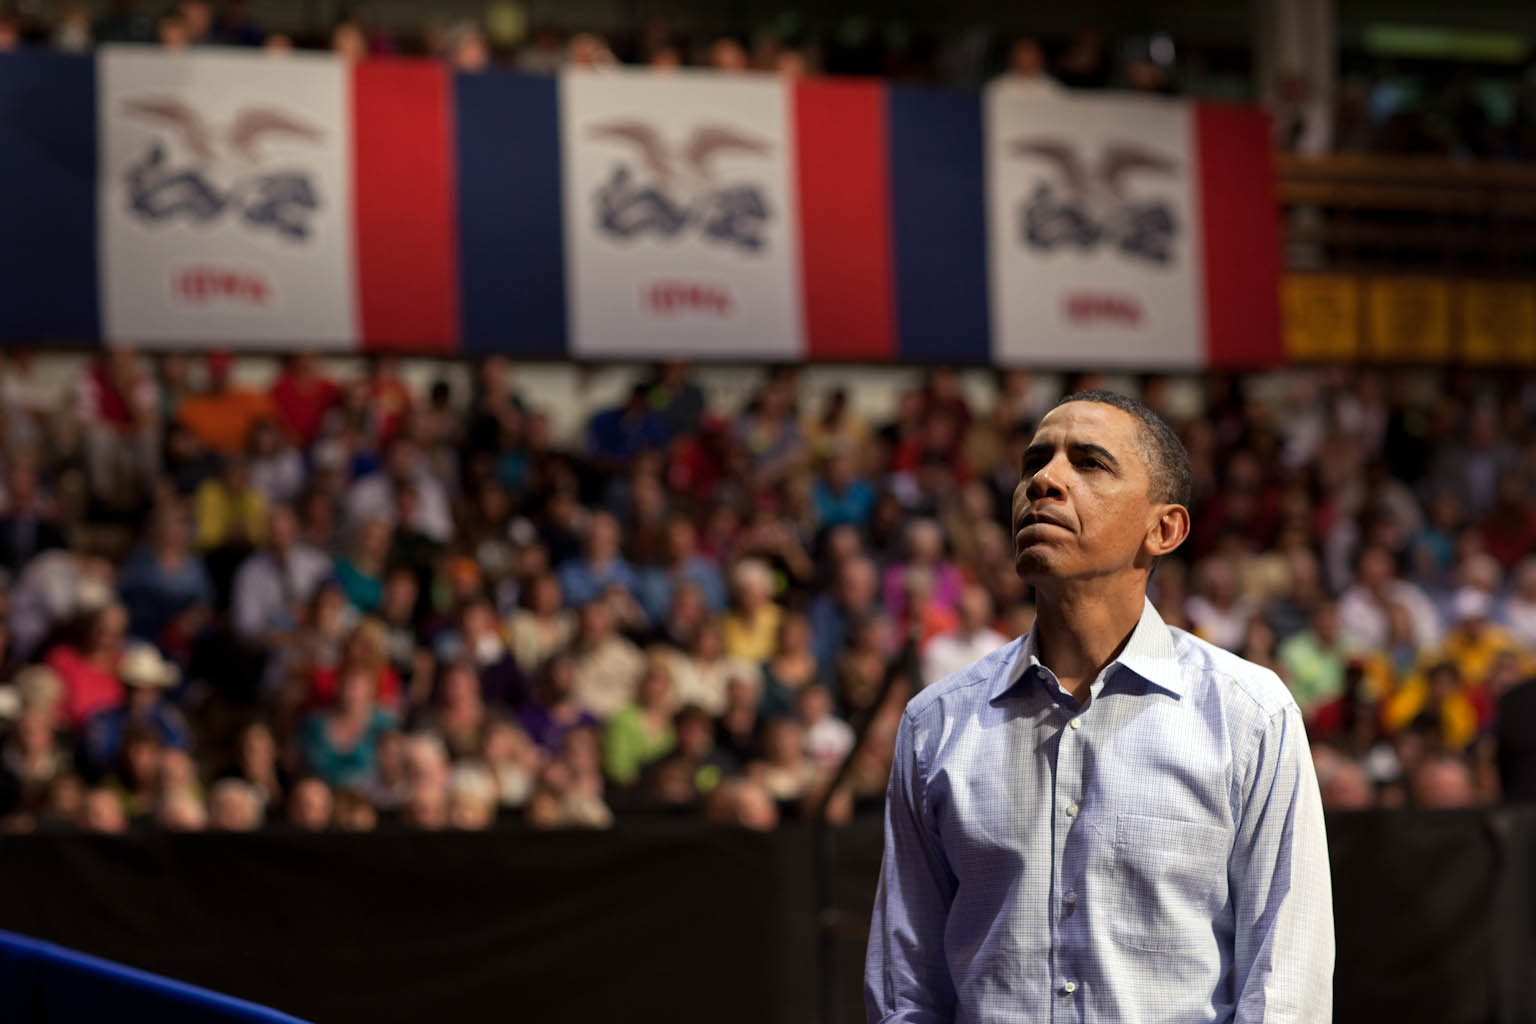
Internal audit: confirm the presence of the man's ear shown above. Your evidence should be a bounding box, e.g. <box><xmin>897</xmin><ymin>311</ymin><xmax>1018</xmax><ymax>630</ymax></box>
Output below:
<box><xmin>1145</xmin><ymin>504</ymin><xmax>1190</xmax><ymax>560</ymax></box>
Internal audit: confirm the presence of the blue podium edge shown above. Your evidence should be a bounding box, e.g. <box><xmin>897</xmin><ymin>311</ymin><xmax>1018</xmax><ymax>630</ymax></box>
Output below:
<box><xmin>0</xmin><ymin>928</ymin><xmax>311</xmax><ymax>1023</ymax></box>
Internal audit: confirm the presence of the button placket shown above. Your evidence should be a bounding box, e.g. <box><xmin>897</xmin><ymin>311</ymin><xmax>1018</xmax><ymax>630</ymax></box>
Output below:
<box><xmin>1050</xmin><ymin>691</ymin><xmax>1086</xmax><ymax>1017</ymax></box>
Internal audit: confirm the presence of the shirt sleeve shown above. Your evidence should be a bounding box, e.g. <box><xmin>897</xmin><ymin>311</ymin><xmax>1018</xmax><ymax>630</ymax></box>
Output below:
<box><xmin>865</xmin><ymin>709</ymin><xmax>957</xmax><ymax>1024</ymax></box>
<box><xmin>1229</xmin><ymin>702</ymin><xmax>1335</xmax><ymax>1023</ymax></box>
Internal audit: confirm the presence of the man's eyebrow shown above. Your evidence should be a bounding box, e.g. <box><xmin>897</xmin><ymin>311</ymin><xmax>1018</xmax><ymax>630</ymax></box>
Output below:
<box><xmin>1022</xmin><ymin>443</ymin><xmax>1052</xmax><ymax>463</ymax></box>
<box><xmin>1021</xmin><ymin>441</ymin><xmax>1122</xmax><ymax>470</ymax></box>
<box><xmin>1070</xmin><ymin>442</ymin><xmax>1121</xmax><ymax>469</ymax></box>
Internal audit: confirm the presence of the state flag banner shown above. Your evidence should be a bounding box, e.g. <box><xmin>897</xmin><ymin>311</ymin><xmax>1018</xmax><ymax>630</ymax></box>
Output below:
<box><xmin>98</xmin><ymin>47</ymin><xmax>357</xmax><ymax>347</ymax></box>
<box><xmin>985</xmin><ymin>85</ymin><xmax>1205</xmax><ymax>368</ymax></box>
<box><xmin>560</xmin><ymin>70</ymin><xmax>806</xmax><ymax>359</ymax></box>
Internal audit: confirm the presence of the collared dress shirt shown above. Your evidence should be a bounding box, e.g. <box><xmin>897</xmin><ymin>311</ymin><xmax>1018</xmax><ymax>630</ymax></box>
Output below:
<box><xmin>866</xmin><ymin>598</ymin><xmax>1333</xmax><ymax>1024</ymax></box>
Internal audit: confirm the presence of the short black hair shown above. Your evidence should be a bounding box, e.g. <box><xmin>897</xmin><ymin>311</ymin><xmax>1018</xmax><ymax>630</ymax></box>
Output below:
<box><xmin>1053</xmin><ymin>389</ymin><xmax>1191</xmax><ymax>508</ymax></box>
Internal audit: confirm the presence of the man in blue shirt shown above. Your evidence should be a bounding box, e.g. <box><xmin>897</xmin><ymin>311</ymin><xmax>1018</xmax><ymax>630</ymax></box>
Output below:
<box><xmin>813</xmin><ymin>446</ymin><xmax>876</xmax><ymax>529</ymax></box>
<box><xmin>809</xmin><ymin>556</ymin><xmax>879</xmax><ymax>667</ymax></box>
<box><xmin>636</xmin><ymin>516</ymin><xmax>727</xmax><ymax>624</ymax></box>
<box><xmin>556</xmin><ymin>510</ymin><xmax>640</xmax><ymax>610</ymax></box>
<box><xmin>587</xmin><ymin>384</ymin><xmax>668</xmax><ymax>471</ymax></box>
<box><xmin>866</xmin><ymin>391</ymin><xmax>1333</xmax><ymax>1023</ymax></box>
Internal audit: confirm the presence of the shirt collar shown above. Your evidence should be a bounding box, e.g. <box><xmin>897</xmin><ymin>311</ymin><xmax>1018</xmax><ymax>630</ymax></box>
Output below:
<box><xmin>990</xmin><ymin>596</ymin><xmax>1184</xmax><ymax>704</ymax></box>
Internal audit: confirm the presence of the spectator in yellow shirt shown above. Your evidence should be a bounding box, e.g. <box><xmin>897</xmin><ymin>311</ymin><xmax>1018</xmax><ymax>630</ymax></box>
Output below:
<box><xmin>721</xmin><ymin>558</ymin><xmax>783</xmax><ymax>663</ymax></box>
<box><xmin>1438</xmin><ymin>587</ymin><xmax>1525</xmax><ymax>687</ymax></box>
<box><xmin>1383</xmin><ymin>660</ymin><xmax>1485</xmax><ymax>752</ymax></box>
<box><xmin>194</xmin><ymin>456</ymin><xmax>268</xmax><ymax>551</ymax></box>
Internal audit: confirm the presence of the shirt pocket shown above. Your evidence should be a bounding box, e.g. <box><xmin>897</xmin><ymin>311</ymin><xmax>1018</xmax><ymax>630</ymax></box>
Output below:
<box><xmin>1110</xmin><ymin>812</ymin><xmax>1230</xmax><ymax>953</ymax></box>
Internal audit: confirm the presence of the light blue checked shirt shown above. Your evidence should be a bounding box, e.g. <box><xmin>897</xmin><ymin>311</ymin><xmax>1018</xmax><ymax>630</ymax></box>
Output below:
<box><xmin>866</xmin><ymin>598</ymin><xmax>1333</xmax><ymax>1024</ymax></box>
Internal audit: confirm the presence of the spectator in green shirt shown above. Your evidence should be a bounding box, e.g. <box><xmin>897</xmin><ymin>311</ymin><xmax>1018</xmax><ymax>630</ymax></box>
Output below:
<box><xmin>1278</xmin><ymin>599</ymin><xmax>1352</xmax><ymax>714</ymax></box>
<box><xmin>602</xmin><ymin>655</ymin><xmax>677</xmax><ymax>786</ymax></box>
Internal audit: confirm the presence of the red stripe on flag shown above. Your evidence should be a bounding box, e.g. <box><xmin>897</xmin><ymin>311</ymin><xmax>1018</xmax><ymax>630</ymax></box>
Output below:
<box><xmin>353</xmin><ymin>61</ymin><xmax>458</xmax><ymax>350</ymax></box>
<box><xmin>794</xmin><ymin>79</ymin><xmax>895</xmax><ymax>360</ymax></box>
<box><xmin>1195</xmin><ymin>104</ymin><xmax>1282</xmax><ymax>368</ymax></box>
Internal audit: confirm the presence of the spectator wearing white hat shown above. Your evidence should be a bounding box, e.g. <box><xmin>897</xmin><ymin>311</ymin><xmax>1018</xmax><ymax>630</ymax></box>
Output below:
<box><xmin>1436</xmin><ymin>587</ymin><xmax>1525</xmax><ymax>689</ymax></box>
<box><xmin>80</xmin><ymin>642</ymin><xmax>189</xmax><ymax>775</ymax></box>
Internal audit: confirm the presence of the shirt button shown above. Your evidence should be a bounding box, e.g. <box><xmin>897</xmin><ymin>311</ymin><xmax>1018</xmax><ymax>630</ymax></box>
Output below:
<box><xmin>1063</xmin><ymin>981</ymin><xmax>1078</xmax><ymax>995</ymax></box>
<box><xmin>1065</xmin><ymin>803</ymin><xmax>1079</xmax><ymax>817</ymax></box>
<box><xmin>1069</xmin><ymin>718</ymin><xmax>1081</xmax><ymax>730</ymax></box>
<box><xmin>1064</xmin><ymin>890</ymin><xmax>1078</xmax><ymax>905</ymax></box>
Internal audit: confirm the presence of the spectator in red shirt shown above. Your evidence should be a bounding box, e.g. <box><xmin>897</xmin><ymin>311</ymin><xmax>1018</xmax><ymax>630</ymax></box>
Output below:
<box><xmin>309</xmin><ymin>618</ymin><xmax>402</xmax><ymax>712</ymax></box>
<box><xmin>270</xmin><ymin>353</ymin><xmax>341</xmax><ymax>447</ymax></box>
<box><xmin>367</xmin><ymin>355</ymin><xmax>413</xmax><ymax>448</ymax></box>
<box><xmin>1478</xmin><ymin>470</ymin><xmax>1536</xmax><ymax>570</ymax></box>
<box><xmin>46</xmin><ymin>602</ymin><xmax>129</xmax><ymax>730</ymax></box>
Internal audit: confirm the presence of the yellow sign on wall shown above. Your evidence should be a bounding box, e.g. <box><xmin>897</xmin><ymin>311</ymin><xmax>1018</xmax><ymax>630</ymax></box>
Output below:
<box><xmin>1460</xmin><ymin>282</ymin><xmax>1536</xmax><ymax>364</ymax></box>
<box><xmin>1282</xmin><ymin>275</ymin><xmax>1360</xmax><ymax>360</ymax></box>
<box><xmin>1367</xmin><ymin>277</ymin><xmax>1451</xmax><ymax>361</ymax></box>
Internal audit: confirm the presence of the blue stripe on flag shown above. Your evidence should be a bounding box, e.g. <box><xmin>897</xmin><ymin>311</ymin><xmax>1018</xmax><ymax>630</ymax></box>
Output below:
<box><xmin>0</xmin><ymin>53</ymin><xmax>99</xmax><ymax>343</ymax></box>
<box><xmin>887</xmin><ymin>86</ymin><xmax>989</xmax><ymax>363</ymax></box>
<box><xmin>455</xmin><ymin>71</ymin><xmax>567</xmax><ymax>355</ymax></box>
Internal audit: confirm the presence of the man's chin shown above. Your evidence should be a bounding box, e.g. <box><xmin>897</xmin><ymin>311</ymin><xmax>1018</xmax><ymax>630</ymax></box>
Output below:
<box><xmin>1014</xmin><ymin>549</ymin><xmax>1057</xmax><ymax>582</ymax></box>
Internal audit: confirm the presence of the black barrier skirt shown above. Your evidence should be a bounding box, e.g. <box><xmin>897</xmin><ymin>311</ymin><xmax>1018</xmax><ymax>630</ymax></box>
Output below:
<box><xmin>1328</xmin><ymin>809</ymin><xmax>1499</xmax><ymax>1024</ymax></box>
<box><xmin>0</xmin><ymin>822</ymin><xmax>819</xmax><ymax>1024</ymax></box>
<box><xmin>0</xmin><ymin>812</ymin><xmax>1532</xmax><ymax>1024</ymax></box>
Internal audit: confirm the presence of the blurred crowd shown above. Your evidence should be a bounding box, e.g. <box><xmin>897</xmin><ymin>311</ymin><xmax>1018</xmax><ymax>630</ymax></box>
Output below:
<box><xmin>9</xmin><ymin>0</ymin><xmax>1536</xmax><ymax>161</ymax></box>
<box><xmin>0</xmin><ymin>0</ymin><xmax>1183</xmax><ymax>88</ymax></box>
<box><xmin>1274</xmin><ymin>64</ymin><xmax>1536</xmax><ymax>162</ymax></box>
<box><xmin>0</xmin><ymin>353</ymin><xmax>1531</xmax><ymax>835</ymax></box>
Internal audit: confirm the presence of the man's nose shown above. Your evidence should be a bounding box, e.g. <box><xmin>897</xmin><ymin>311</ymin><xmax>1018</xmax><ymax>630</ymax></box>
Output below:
<box><xmin>1024</xmin><ymin>463</ymin><xmax>1064</xmax><ymax>503</ymax></box>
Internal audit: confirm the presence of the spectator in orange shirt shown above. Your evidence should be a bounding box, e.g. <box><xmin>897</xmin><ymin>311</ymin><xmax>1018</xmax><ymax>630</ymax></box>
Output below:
<box><xmin>177</xmin><ymin>352</ymin><xmax>276</xmax><ymax>455</ymax></box>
